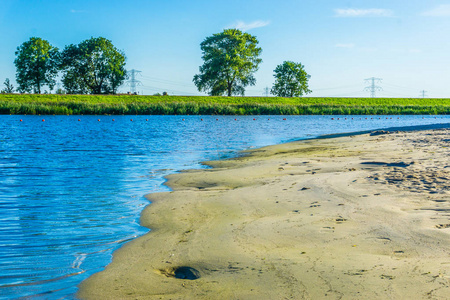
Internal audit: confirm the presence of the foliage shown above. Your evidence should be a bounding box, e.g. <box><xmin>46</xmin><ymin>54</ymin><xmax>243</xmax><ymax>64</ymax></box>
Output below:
<box><xmin>1</xmin><ymin>78</ymin><xmax>14</xmax><ymax>93</ymax></box>
<box><xmin>0</xmin><ymin>100</ymin><xmax>447</xmax><ymax>115</ymax></box>
<box><xmin>0</xmin><ymin>94</ymin><xmax>448</xmax><ymax>115</ymax></box>
<box><xmin>193</xmin><ymin>29</ymin><xmax>262</xmax><ymax>96</ymax></box>
<box><xmin>60</xmin><ymin>37</ymin><xmax>127</xmax><ymax>94</ymax></box>
<box><xmin>1</xmin><ymin>94</ymin><xmax>450</xmax><ymax>107</ymax></box>
<box><xmin>271</xmin><ymin>61</ymin><xmax>312</xmax><ymax>97</ymax></box>
<box><xmin>14</xmin><ymin>37</ymin><xmax>59</xmax><ymax>94</ymax></box>
<box><xmin>55</xmin><ymin>88</ymin><xmax>65</xmax><ymax>95</ymax></box>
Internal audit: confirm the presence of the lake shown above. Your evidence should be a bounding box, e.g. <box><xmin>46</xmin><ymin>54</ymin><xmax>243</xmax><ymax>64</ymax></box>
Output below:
<box><xmin>0</xmin><ymin>115</ymin><xmax>448</xmax><ymax>299</ymax></box>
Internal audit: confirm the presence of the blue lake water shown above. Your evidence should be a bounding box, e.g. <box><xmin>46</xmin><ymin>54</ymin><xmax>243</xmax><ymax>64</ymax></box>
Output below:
<box><xmin>0</xmin><ymin>114</ymin><xmax>448</xmax><ymax>299</ymax></box>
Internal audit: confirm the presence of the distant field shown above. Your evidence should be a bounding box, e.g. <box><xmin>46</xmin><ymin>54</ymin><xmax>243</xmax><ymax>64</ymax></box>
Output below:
<box><xmin>0</xmin><ymin>94</ymin><xmax>449</xmax><ymax>115</ymax></box>
<box><xmin>2</xmin><ymin>94</ymin><xmax>450</xmax><ymax>105</ymax></box>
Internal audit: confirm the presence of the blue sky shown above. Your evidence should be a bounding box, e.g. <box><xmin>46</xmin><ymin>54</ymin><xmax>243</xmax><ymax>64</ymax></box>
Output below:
<box><xmin>1</xmin><ymin>0</ymin><xmax>450</xmax><ymax>97</ymax></box>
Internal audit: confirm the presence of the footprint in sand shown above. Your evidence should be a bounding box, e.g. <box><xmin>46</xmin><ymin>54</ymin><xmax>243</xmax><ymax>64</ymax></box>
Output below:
<box><xmin>335</xmin><ymin>217</ymin><xmax>347</xmax><ymax>223</ymax></box>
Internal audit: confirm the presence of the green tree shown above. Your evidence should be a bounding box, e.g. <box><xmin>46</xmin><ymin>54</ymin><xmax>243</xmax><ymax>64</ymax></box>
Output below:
<box><xmin>55</xmin><ymin>87</ymin><xmax>65</xmax><ymax>94</ymax></box>
<box><xmin>271</xmin><ymin>61</ymin><xmax>312</xmax><ymax>97</ymax></box>
<box><xmin>193</xmin><ymin>29</ymin><xmax>262</xmax><ymax>96</ymax></box>
<box><xmin>1</xmin><ymin>78</ymin><xmax>14</xmax><ymax>93</ymax></box>
<box><xmin>60</xmin><ymin>37</ymin><xmax>127</xmax><ymax>94</ymax></box>
<box><xmin>14</xmin><ymin>37</ymin><xmax>59</xmax><ymax>94</ymax></box>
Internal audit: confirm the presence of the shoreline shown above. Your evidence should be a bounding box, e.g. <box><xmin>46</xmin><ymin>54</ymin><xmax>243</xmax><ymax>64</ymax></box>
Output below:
<box><xmin>78</xmin><ymin>124</ymin><xmax>450</xmax><ymax>299</ymax></box>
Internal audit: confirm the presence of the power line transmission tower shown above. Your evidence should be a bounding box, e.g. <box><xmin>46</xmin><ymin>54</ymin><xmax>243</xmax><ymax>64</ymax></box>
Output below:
<box><xmin>364</xmin><ymin>77</ymin><xmax>383</xmax><ymax>98</ymax></box>
<box><xmin>420</xmin><ymin>90</ymin><xmax>428</xmax><ymax>98</ymax></box>
<box><xmin>127</xmin><ymin>69</ymin><xmax>142</xmax><ymax>94</ymax></box>
<box><xmin>263</xmin><ymin>87</ymin><xmax>269</xmax><ymax>97</ymax></box>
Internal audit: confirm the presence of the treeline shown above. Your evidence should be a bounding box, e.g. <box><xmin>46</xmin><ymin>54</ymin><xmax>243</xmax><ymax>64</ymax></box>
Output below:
<box><xmin>6</xmin><ymin>29</ymin><xmax>313</xmax><ymax>97</ymax></box>
<box><xmin>12</xmin><ymin>37</ymin><xmax>126</xmax><ymax>95</ymax></box>
<box><xmin>193</xmin><ymin>29</ymin><xmax>311</xmax><ymax>97</ymax></box>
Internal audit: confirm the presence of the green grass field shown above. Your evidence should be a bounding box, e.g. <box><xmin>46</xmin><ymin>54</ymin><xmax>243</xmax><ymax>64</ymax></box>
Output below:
<box><xmin>0</xmin><ymin>94</ymin><xmax>449</xmax><ymax>115</ymax></box>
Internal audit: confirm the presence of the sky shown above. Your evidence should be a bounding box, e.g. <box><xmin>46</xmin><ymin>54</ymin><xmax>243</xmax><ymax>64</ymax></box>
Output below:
<box><xmin>1</xmin><ymin>0</ymin><xmax>450</xmax><ymax>97</ymax></box>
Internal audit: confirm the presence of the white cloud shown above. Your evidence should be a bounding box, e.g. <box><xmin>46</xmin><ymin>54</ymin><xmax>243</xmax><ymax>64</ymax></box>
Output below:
<box><xmin>422</xmin><ymin>4</ymin><xmax>450</xmax><ymax>16</ymax></box>
<box><xmin>335</xmin><ymin>43</ymin><xmax>355</xmax><ymax>48</ymax></box>
<box><xmin>335</xmin><ymin>8</ymin><xmax>394</xmax><ymax>17</ymax></box>
<box><xmin>231</xmin><ymin>20</ymin><xmax>270</xmax><ymax>31</ymax></box>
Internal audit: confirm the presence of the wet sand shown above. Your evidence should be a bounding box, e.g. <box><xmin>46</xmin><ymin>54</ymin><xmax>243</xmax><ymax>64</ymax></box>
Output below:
<box><xmin>79</xmin><ymin>128</ymin><xmax>450</xmax><ymax>299</ymax></box>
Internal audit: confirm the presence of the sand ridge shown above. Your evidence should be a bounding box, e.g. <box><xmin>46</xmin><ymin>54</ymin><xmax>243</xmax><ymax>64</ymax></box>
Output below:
<box><xmin>78</xmin><ymin>129</ymin><xmax>450</xmax><ymax>299</ymax></box>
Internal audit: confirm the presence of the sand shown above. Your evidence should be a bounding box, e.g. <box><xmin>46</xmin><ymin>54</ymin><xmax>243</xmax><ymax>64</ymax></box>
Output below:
<box><xmin>78</xmin><ymin>128</ymin><xmax>450</xmax><ymax>299</ymax></box>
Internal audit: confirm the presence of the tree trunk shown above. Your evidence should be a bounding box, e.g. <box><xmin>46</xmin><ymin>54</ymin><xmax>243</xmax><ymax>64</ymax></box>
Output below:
<box><xmin>227</xmin><ymin>80</ymin><xmax>233</xmax><ymax>96</ymax></box>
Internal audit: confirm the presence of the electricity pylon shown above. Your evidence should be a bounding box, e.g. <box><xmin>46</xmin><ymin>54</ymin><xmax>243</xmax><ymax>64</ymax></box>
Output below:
<box><xmin>127</xmin><ymin>69</ymin><xmax>142</xmax><ymax>94</ymax></box>
<box><xmin>364</xmin><ymin>77</ymin><xmax>383</xmax><ymax>98</ymax></box>
<box><xmin>420</xmin><ymin>90</ymin><xmax>428</xmax><ymax>98</ymax></box>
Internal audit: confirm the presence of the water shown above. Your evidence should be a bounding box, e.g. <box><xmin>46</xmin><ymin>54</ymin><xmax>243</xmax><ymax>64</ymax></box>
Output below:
<box><xmin>0</xmin><ymin>115</ymin><xmax>448</xmax><ymax>299</ymax></box>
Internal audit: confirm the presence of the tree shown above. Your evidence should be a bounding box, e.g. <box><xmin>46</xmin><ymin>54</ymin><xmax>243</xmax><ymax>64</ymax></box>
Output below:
<box><xmin>271</xmin><ymin>61</ymin><xmax>312</xmax><ymax>97</ymax></box>
<box><xmin>60</xmin><ymin>37</ymin><xmax>127</xmax><ymax>94</ymax></box>
<box><xmin>55</xmin><ymin>87</ymin><xmax>65</xmax><ymax>95</ymax></box>
<box><xmin>193</xmin><ymin>29</ymin><xmax>262</xmax><ymax>96</ymax></box>
<box><xmin>14</xmin><ymin>37</ymin><xmax>59</xmax><ymax>94</ymax></box>
<box><xmin>1</xmin><ymin>78</ymin><xmax>14</xmax><ymax>93</ymax></box>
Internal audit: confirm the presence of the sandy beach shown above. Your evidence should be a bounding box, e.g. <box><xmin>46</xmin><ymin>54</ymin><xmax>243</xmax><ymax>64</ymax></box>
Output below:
<box><xmin>78</xmin><ymin>127</ymin><xmax>449</xmax><ymax>299</ymax></box>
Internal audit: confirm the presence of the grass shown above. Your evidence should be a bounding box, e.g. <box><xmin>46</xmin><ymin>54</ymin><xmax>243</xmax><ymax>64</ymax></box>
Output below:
<box><xmin>0</xmin><ymin>94</ymin><xmax>449</xmax><ymax>115</ymax></box>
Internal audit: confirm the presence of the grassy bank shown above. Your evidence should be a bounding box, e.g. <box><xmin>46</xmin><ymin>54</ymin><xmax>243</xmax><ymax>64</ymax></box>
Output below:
<box><xmin>0</xmin><ymin>94</ymin><xmax>449</xmax><ymax>115</ymax></box>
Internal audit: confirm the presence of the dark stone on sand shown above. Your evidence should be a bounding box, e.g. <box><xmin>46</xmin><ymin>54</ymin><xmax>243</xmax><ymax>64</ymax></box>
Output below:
<box><xmin>174</xmin><ymin>267</ymin><xmax>201</xmax><ymax>280</ymax></box>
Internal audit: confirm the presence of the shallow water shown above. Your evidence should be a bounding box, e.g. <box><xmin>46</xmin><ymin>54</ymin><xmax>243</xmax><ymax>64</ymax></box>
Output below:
<box><xmin>0</xmin><ymin>115</ymin><xmax>448</xmax><ymax>299</ymax></box>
